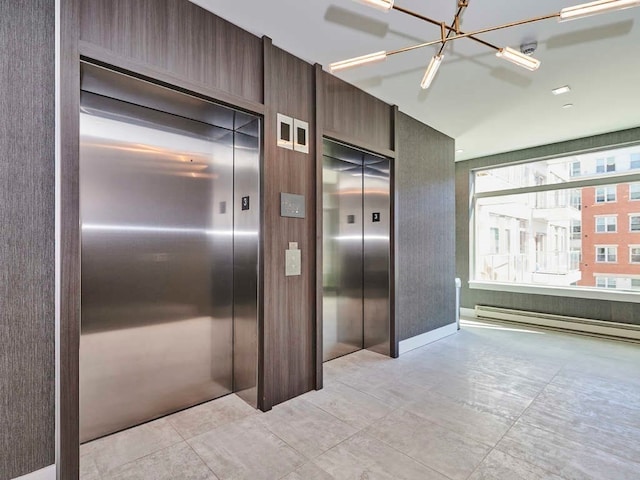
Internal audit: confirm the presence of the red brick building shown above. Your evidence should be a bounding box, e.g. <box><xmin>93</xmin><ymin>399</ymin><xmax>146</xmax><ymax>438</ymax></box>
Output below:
<box><xmin>579</xmin><ymin>182</ymin><xmax>640</xmax><ymax>289</ymax></box>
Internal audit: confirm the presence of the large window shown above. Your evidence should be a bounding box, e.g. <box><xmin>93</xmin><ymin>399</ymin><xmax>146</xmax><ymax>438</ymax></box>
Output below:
<box><xmin>473</xmin><ymin>144</ymin><xmax>640</xmax><ymax>292</ymax></box>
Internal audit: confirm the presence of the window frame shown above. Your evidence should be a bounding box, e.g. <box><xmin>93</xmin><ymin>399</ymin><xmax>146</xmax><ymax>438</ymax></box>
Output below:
<box><xmin>595</xmin><ymin>215</ymin><xmax>617</xmax><ymax>233</ymax></box>
<box><xmin>595</xmin><ymin>245</ymin><xmax>617</xmax><ymax>263</ymax></box>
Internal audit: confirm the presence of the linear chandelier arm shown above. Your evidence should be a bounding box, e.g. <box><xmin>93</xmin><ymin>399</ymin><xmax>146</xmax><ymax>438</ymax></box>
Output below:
<box><xmin>387</xmin><ymin>11</ymin><xmax>560</xmax><ymax>58</ymax></box>
<box><xmin>437</xmin><ymin>3</ymin><xmax>468</xmax><ymax>56</ymax></box>
<box><xmin>392</xmin><ymin>3</ymin><xmax>500</xmax><ymax>52</ymax></box>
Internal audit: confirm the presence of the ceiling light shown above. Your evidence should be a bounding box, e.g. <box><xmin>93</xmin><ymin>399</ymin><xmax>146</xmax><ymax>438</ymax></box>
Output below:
<box><xmin>456</xmin><ymin>149</ymin><xmax>464</xmax><ymax>153</ymax></box>
<box><xmin>563</xmin><ymin>103</ymin><xmax>574</xmax><ymax>109</ymax></box>
<box><xmin>356</xmin><ymin>0</ymin><xmax>395</xmax><ymax>11</ymax></box>
<box><xmin>329</xmin><ymin>51</ymin><xmax>387</xmax><ymax>72</ymax></box>
<box><xmin>330</xmin><ymin>1</ymin><xmax>639</xmax><ymax>89</ymax></box>
<box><xmin>559</xmin><ymin>0</ymin><xmax>640</xmax><ymax>22</ymax></box>
<box><xmin>552</xmin><ymin>85</ymin><xmax>571</xmax><ymax>95</ymax></box>
<box><xmin>420</xmin><ymin>55</ymin><xmax>444</xmax><ymax>90</ymax></box>
<box><xmin>496</xmin><ymin>47</ymin><xmax>541</xmax><ymax>71</ymax></box>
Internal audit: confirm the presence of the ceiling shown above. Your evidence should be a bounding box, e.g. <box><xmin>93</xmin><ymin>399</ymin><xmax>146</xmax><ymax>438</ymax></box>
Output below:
<box><xmin>192</xmin><ymin>0</ymin><xmax>640</xmax><ymax>161</ymax></box>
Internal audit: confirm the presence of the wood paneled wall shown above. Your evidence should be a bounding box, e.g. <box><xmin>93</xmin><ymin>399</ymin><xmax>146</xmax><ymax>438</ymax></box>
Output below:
<box><xmin>321</xmin><ymin>71</ymin><xmax>394</xmax><ymax>155</ymax></box>
<box><xmin>79</xmin><ymin>0</ymin><xmax>263</xmax><ymax>106</ymax></box>
<box><xmin>456</xmin><ymin>127</ymin><xmax>640</xmax><ymax>324</ymax></box>
<box><xmin>396</xmin><ymin>113</ymin><xmax>456</xmax><ymax>340</ymax></box>
<box><xmin>262</xmin><ymin>40</ymin><xmax>317</xmax><ymax>408</ymax></box>
<box><xmin>0</xmin><ymin>1</ymin><xmax>55</xmax><ymax>478</ymax></box>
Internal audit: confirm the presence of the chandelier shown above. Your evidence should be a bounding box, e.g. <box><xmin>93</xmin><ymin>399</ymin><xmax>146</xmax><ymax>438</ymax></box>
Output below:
<box><xmin>329</xmin><ymin>0</ymin><xmax>640</xmax><ymax>89</ymax></box>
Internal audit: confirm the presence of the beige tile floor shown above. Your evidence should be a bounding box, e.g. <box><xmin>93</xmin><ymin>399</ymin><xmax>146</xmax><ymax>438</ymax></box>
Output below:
<box><xmin>80</xmin><ymin>317</ymin><xmax>640</xmax><ymax>479</ymax></box>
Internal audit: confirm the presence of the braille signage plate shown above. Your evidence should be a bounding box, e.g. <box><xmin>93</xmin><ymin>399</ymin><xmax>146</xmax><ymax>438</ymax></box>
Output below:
<box><xmin>372</xmin><ymin>212</ymin><xmax>381</xmax><ymax>222</ymax></box>
<box><xmin>242</xmin><ymin>196</ymin><xmax>250</xmax><ymax>211</ymax></box>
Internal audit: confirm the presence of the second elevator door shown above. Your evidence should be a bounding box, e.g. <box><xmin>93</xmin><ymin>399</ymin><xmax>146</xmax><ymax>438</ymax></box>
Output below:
<box><xmin>323</xmin><ymin>140</ymin><xmax>390</xmax><ymax>362</ymax></box>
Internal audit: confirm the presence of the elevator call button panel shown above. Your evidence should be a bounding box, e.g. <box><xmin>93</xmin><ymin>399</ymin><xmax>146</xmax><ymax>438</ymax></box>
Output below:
<box><xmin>280</xmin><ymin>193</ymin><xmax>305</xmax><ymax>218</ymax></box>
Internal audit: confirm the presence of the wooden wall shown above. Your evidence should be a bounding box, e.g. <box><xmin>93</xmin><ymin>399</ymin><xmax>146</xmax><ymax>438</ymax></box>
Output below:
<box><xmin>456</xmin><ymin>127</ymin><xmax>640</xmax><ymax>324</ymax></box>
<box><xmin>396</xmin><ymin>113</ymin><xmax>456</xmax><ymax>340</ymax></box>
<box><xmin>0</xmin><ymin>1</ymin><xmax>55</xmax><ymax>478</ymax></box>
<box><xmin>79</xmin><ymin>0</ymin><xmax>263</xmax><ymax>106</ymax></box>
<box><xmin>262</xmin><ymin>41</ymin><xmax>317</xmax><ymax>408</ymax></box>
<box><xmin>0</xmin><ymin>0</ymin><xmax>456</xmax><ymax>476</ymax></box>
<box><xmin>321</xmin><ymin>71</ymin><xmax>395</xmax><ymax>155</ymax></box>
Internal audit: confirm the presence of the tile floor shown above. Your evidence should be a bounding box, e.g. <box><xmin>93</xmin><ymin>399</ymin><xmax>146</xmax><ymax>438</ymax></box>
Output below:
<box><xmin>80</xmin><ymin>317</ymin><xmax>640</xmax><ymax>479</ymax></box>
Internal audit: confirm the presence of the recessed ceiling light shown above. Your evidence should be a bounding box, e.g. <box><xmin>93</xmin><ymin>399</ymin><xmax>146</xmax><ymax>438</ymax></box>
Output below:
<box><xmin>456</xmin><ymin>149</ymin><xmax>464</xmax><ymax>153</ymax></box>
<box><xmin>562</xmin><ymin>103</ymin><xmax>574</xmax><ymax>109</ymax></box>
<box><xmin>552</xmin><ymin>85</ymin><xmax>571</xmax><ymax>95</ymax></box>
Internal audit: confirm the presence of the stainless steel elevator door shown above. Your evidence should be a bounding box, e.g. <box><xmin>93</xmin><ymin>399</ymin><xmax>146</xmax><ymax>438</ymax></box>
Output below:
<box><xmin>322</xmin><ymin>140</ymin><xmax>391</xmax><ymax>362</ymax></box>
<box><xmin>79</xmin><ymin>84</ymin><xmax>259</xmax><ymax>442</ymax></box>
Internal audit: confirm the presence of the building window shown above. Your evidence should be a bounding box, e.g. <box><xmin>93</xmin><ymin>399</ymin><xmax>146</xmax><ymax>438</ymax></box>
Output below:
<box><xmin>571</xmin><ymin>221</ymin><xmax>581</xmax><ymax>240</ymax></box>
<box><xmin>570</xmin><ymin>161</ymin><xmax>581</xmax><ymax>177</ymax></box>
<box><xmin>490</xmin><ymin>227</ymin><xmax>499</xmax><ymax>254</ymax></box>
<box><xmin>631</xmin><ymin>279</ymin><xmax>640</xmax><ymax>290</ymax></box>
<box><xmin>595</xmin><ymin>246</ymin><xmax>617</xmax><ymax>263</ymax></box>
<box><xmin>595</xmin><ymin>186</ymin><xmax>616</xmax><ymax>203</ymax></box>
<box><xmin>630</xmin><ymin>183</ymin><xmax>640</xmax><ymax>200</ymax></box>
<box><xmin>630</xmin><ymin>215</ymin><xmax>640</xmax><ymax>232</ymax></box>
<box><xmin>596</xmin><ymin>157</ymin><xmax>616</xmax><ymax>173</ymax></box>
<box><xmin>630</xmin><ymin>247</ymin><xmax>640</xmax><ymax>263</ymax></box>
<box><xmin>595</xmin><ymin>216</ymin><xmax>617</xmax><ymax>233</ymax></box>
<box><xmin>631</xmin><ymin>154</ymin><xmax>640</xmax><ymax>170</ymax></box>
<box><xmin>596</xmin><ymin>276</ymin><xmax>617</xmax><ymax>289</ymax></box>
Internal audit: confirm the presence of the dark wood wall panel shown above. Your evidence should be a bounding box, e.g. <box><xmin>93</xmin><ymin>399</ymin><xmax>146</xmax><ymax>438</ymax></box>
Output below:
<box><xmin>262</xmin><ymin>40</ymin><xmax>316</xmax><ymax>408</ymax></box>
<box><xmin>322</xmin><ymin>71</ymin><xmax>394</xmax><ymax>154</ymax></box>
<box><xmin>0</xmin><ymin>1</ymin><xmax>55</xmax><ymax>478</ymax></box>
<box><xmin>456</xmin><ymin>127</ymin><xmax>640</xmax><ymax>324</ymax></box>
<box><xmin>80</xmin><ymin>0</ymin><xmax>263</xmax><ymax>104</ymax></box>
<box><xmin>396</xmin><ymin>112</ymin><xmax>456</xmax><ymax>340</ymax></box>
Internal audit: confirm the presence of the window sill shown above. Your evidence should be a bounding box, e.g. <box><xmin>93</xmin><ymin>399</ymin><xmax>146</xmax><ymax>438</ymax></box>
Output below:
<box><xmin>468</xmin><ymin>280</ymin><xmax>640</xmax><ymax>303</ymax></box>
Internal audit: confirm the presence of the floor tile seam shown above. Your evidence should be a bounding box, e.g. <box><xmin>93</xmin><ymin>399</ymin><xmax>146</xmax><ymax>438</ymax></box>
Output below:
<box><xmin>490</xmin><ymin>445</ymin><xmax>574</xmax><ymax>480</ymax></box>
<box><xmin>514</xmin><ymin>416</ymin><xmax>640</xmax><ymax>468</ymax></box>
<box><xmin>364</xmin><ymin>414</ymin><xmax>489</xmax><ymax>480</ymax></box>
<box><xmin>167</xmin><ymin>408</ymin><xmax>260</xmax><ymax>441</ymax></box>
<box><xmin>397</xmin><ymin>404</ymin><xmax>500</xmax><ymax>450</ymax></box>
<box><xmin>325</xmin><ymin>378</ymin><xmax>404</xmax><ymax>412</ymax></box>
<box><xmin>91</xmin><ymin>435</ymin><xmax>186</xmax><ymax>477</ymax></box>
<box><xmin>407</xmin><ymin>388</ymin><xmax>528</xmax><ymax>428</ymax></box>
<box><xmin>181</xmin><ymin>439</ymin><xmax>222</xmax><ymax>480</ymax></box>
<box><xmin>95</xmin><ymin>439</ymin><xmax>198</xmax><ymax>479</ymax></box>
<box><xmin>518</xmin><ymin>401</ymin><xmax>640</xmax><ymax>440</ymax></box>
<box><xmin>355</xmin><ymin>430</ymin><xmax>458</xmax><ymax>480</ymax></box>
<box><xmin>429</xmin><ymin>381</ymin><xmax>542</xmax><ymax>413</ymax></box>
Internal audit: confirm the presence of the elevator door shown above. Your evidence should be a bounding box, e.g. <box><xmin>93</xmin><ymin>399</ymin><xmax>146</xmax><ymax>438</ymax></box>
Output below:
<box><xmin>322</xmin><ymin>140</ymin><xmax>390</xmax><ymax>362</ymax></box>
<box><xmin>79</xmin><ymin>64</ymin><xmax>260</xmax><ymax>442</ymax></box>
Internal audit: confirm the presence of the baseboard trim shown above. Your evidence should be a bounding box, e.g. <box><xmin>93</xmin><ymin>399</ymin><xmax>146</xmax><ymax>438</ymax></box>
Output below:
<box><xmin>398</xmin><ymin>322</ymin><xmax>458</xmax><ymax>355</ymax></box>
<box><xmin>12</xmin><ymin>465</ymin><xmax>56</xmax><ymax>480</ymax></box>
<box><xmin>460</xmin><ymin>307</ymin><xmax>476</xmax><ymax>318</ymax></box>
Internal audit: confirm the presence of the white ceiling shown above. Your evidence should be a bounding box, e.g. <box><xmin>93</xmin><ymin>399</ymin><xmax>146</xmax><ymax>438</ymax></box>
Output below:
<box><xmin>192</xmin><ymin>0</ymin><xmax>640</xmax><ymax>161</ymax></box>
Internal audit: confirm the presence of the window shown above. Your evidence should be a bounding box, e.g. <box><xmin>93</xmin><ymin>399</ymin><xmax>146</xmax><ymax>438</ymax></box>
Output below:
<box><xmin>570</xmin><ymin>161</ymin><xmax>581</xmax><ymax>177</ymax></box>
<box><xmin>473</xmin><ymin>145</ymin><xmax>640</xmax><ymax>290</ymax></box>
<box><xmin>490</xmin><ymin>227</ymin><xmax>499</xmax><ymax>254</ymax></box>
<box><xmin>631</xmin><ymin>154</ymin><xmax>640</xmax><ymax>170</ymax></box>
<box><xmin>596</xmin><ymin>246</ymin><xmax>617</xmax><ymax>263</ymax></box>
<box><xmin>595</xmin><ymin>186</ymin><xmax>616</xmax><ymax>203</ymax></box>
<box><xmin>596</xmin><ymin>157</ymin><xmax>615</xmax><ymax>173</ymax></box>
<box><xmin>630</xmin><ymin>247</ymin><xmax>640</xmax><ymax>263</ymax></box>
<box><xmin>596</xmin><ymin>276</ymin><xmax>617</xmax><ymax>289</ymax></box>
<box><xmin>595</xmin><ymin>216</ymin><xmax>617</xmax><ymax>233</ymax></box>
<box><xmin>571</xmin><ymin>221</ymin><xmax>581</xmax><ymax>240</ymax></box>
<box><xmin>632</xmin><ymin>279</ymin><xmax>640</xmax><ymax>290</ymax></box>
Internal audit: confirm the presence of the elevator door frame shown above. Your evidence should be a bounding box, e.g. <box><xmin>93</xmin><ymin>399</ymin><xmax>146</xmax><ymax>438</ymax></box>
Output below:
<box><xmin>78</xmin><ymin>61</ymin><xmax>261</xmax><ymax>442</ymax></box>
<box><xmin>321</xmin><ymin>138</ymin><xmax>392</xmax><ymax>363</ymax></box>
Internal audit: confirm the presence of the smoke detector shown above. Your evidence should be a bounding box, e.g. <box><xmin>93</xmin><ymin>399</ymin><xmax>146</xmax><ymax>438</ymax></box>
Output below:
<box><xmin>520</xmin><ymin>42</ymin><xmax>538</xmax><ymax>56</ymax></box>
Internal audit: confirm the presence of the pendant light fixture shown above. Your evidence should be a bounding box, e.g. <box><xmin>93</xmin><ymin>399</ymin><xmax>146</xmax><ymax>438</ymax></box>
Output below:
<box><xmin>329</xmin><ymin>0</ymin><xmax>640</xmax><ymax>89</ymax></box>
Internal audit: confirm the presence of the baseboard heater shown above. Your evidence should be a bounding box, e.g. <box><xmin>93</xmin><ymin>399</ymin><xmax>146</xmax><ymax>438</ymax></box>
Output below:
<box><xmin>474</xmin><ymin>305</ymin><xmax>640</xmax><ymax>342</ymax></box>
